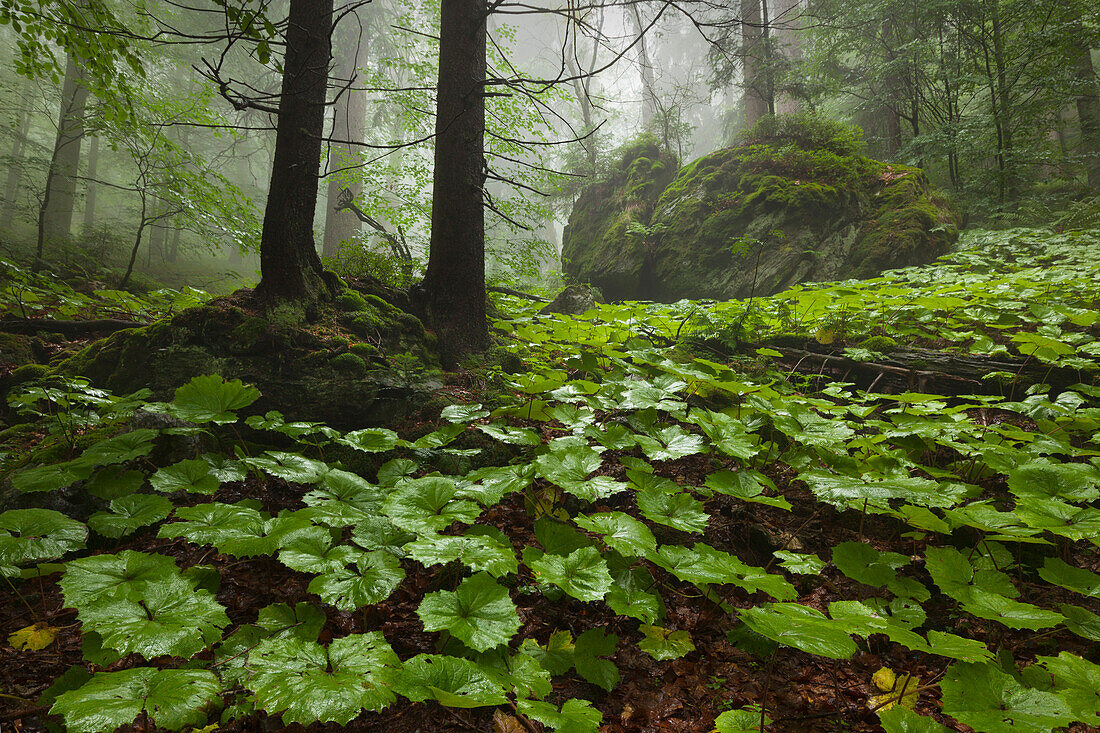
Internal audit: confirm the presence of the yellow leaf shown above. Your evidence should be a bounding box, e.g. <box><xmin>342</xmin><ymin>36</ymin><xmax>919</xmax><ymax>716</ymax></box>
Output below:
<box><xmin>8</xmin><ymin>622</ymin><xmax>59</xmax><ymax>651</ymax></box>
<box><xmin>869</xmin><ymin>666</ymin><xmax>919</xmax><ymax>711</ymax></box>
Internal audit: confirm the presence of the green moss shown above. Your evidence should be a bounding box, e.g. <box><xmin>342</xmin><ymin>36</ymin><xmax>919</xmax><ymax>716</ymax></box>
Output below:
<box><xmin>859</xmin><ymin>335</ymin><xmax>899</xmax><ymax>352</ymax></box>
<box><xmin>335</xmin><ymin>289</ymin><xmax>370</xmax><ymax>312</ymax></box>
<box><xmin>349</xmin><ymin>342</ymin><xmax>378</xmax><ymax>358</ymax></box>
<box><xmin>329</xmin><ymin>336</ymin><xmax>350</xmax><ymax>348</ymax></box>
<box><xmin>398</xmin><ymin>313</ymin><xmax>426</xmax><ymax>338</ymax></box>
<box><xmin>0</xmin><ymin>333</ymin><xmax>34</xmax><ymax>366</ymax></box>
<box><xmin>331</xmin><ymin>352</ymin><xmax>367</xmax><ymax>375</ymax></box>
<box><xmin>9</xmin><ymin>363</ymin><xmax>51</xmax><ymax>385</ymax></box>
<box><xmin>230</xmin><ymin>316</ymin><xmax>269</xmax><ymax>352</ymax></box>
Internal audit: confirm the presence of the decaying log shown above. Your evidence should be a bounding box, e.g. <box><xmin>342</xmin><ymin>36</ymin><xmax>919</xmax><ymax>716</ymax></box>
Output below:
<box><xmin>0</xmin><ymin>318</ymin><xmax>147</xmax><ymax>336</ymax></box>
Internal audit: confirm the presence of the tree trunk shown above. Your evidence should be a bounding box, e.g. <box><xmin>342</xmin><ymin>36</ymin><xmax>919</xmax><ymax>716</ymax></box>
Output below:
<box><xmin>82</xmin><ymin>135</ymin><xmax>99</xmax><ymax>234</ymax></box>
<box><xmin>36</xmin><ymin>52</ymin><xmax>89</xmax><ymax>271</ymax></box>
<box><xmin>323</xmin><ymin>10</ymin><xmax>369</xmax><ymax>258</ymax></box>
<box><xmin>254</xmin><ymin>0</ymin><xmax>335</xmax><ymax>303</ymax></box>
<box><xmin>1068</xmin><ymin>34</ymin><xmax>1100</xmax><ymax>190</ymax></box>
<box><xmin>419</xmin><ymin>0</ymin><xmax>489</xmax><ymax>366</ymax></box>
<box><xmin>627</xmin><ymin>5</ymin><xmax>659</xmax><ymax>128</ymax></box>
<box><xmin>772</xmin><ymin>0</ymin><xmax>802</xmax><ymax>114</ymax></box>
<box><xmin>741</xmin><ymin>0</ymin><xmax>768</xmax><ymax>128</ymax></box>
<box><xmin>2</xmin><ymin>79</ymin><xmax>33</xmax><ymax>225</ymax></box>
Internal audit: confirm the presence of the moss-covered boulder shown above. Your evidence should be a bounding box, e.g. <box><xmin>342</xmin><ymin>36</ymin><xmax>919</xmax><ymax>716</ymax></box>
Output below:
<box><xmin>54</xmin><ymin>289</ymin><xmax>441</xmax><ymax>429</ymax></box>
<box><xmin>562</xmin><ymin>116</ymin><xmax>958</xmax><ymax>302</ymax></box>
<box><xmin>560</xmin><ymin>136</ymin><xmax>679</xmax><ymax>301</ymax></box>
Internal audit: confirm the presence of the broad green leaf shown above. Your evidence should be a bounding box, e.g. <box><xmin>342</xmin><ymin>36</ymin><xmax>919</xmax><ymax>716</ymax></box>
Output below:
<box><xmin>574</xmin><ymin>511</ymin><xmax>657</xmax><ymax>557</ymax></box>
<box><xmin>635</xmin><ymin>425</ymin><xmax>707</xmax><ymax>462</ymax></box>
<box><xmin>60</xmin><ymin>550</ymin><xmax>180</xmax><ymax>607</ymax></box>
<box><xmin>242</xmin><ymin>451</ymin><xmax>328</xmax><ymax>483</ymax></box>
<box><xmin>1007</xmin><ymin>459</ymin><xmax>1100</xmax><ymax>502</ymax></box>
<box><xmin>417</xmin><ymin>572</ymin><xmax>521</xmax><ymax>651</ymax></box>
<box><xmin>52</xmin><ymin>668</ymin><xmax>220</xmax><ymax>733</ymax></box>
<box><xmin>774</xmin><ymin>551</ymin><xmax>825</xmax><ymax>575</ymax></box>
<box><xmin>337</xmin><ymin>427</ymin><xmax>400</xmax><ymax>453</ymax></box>
<box><xmin>833</xmin><ymin>542</ymin><xmax>927</xmax><ymax>600</ymax></box>
<box><xmin>535</xmin><ymin>442</ymin><xmax>627</xmax><ymax>502</ymax></box>
<box><xmin>940</xmin><ymin>662</ymin><xmax>1075</xmax><ymax>733</ymax></box>
<box><xmin>573</xmin><ymin>627</ymin><xmax>619</xmax><ymax>691</ymax></box>
<box><xmin>878</xmin><ymin>708</ymin><xmax>952</xmax><ymax>733</ymax></box>
<box><xmin>0</xmin><ymin>509</ymin><xmax>87</xmax><ymax>576</ymax></box>
<box><xmin>407</xmin><ymin>423</ymin><xmax>466</xmax><ymax>449</ymax></box>
<box><xmin>529</xmin><ymin>546</ymin><xmax>612</xmax><ymax>602</ymax></box>
<box><xmin>638</xmin><ymin>625</ymin><xmax>694</xmax><ymax>661</ymax></box>
<box><xmin>404</xmin><ymin>528</ymin><xmax>517</xmax><ymax>577</ymax></box>
<box><xmin>521</xmin><ymin>629</ymin><xmax>575</xmax><ymax>675</ymax></box>
<box><xmin>12</xmin><ymin>461</ymin><xmax>92</xmax><ymax>493</ymax></box>
<box><xmin>1061</xmin><ymin>604</ymin><xmax>1100</xmax><ymax>641</ymax></box>
<box><xmin>705</xmin><ymin>469</ymin><xmax>790</xmax><ymax>510</ymax></box>
<box><xmin>249</xmin><ymin>633</ymin><xmax>398</xmax><ymax>724</ymax></box>
<box><xmin>76</xmin><ymin>574</ymin><xmax>229</xmax><ymax>659</ymax></box>
<box><xmin>382</xmin><ymin>476</ymin><xmax>482</xmax><ymax>533</ymax></box>
<box><xmin>78</xmin><ymin>429</ymin><xmax>158</xmax><ymax>466</ymax></box>
<box><xmin>85</xmin><ymin>467</ymin><xmax>146</xmax><ymax>500</ymax></box>
<box><xmin>477</xmin><ymin>422</ymin><xmax>543</xmax><ymax>445</ymax></box>
<box><xmin>518</xmin><ymin>698</ymin><xmax>602</xmax><ymax>733</ymax></box>
<box><xmin>392</xmin><ymin>654</ymin><xmax>508</xmax><ymax>708</ymax></box>
<box><xmin>164</xmin><ymin>374</ymin><xmax>259</xmax><ymax>424</ymax></box>
<box><xmin>653</xmin><ymin>544</ymin><xmax>796</xmax><ymax>600</ymax></box>
<box><xmin>740</xmin><ymin>604</ymin><xmax>857</xmax><ymax>659</ymax></box>
<box><xmin>1026</xmin><ymin>652</ymin><xmax>1100</xmax><ymax>721</ymax></box>
<box><xmin>1037</xmin><ymin>557</ymin><xmax>1100</xmax><ymax>599</ymax></box>
<box><xmin>635</xmin><ymin>487</ymin><xmax>708</xmax><ymax>533</ymax></box>
<box><xmin>801</xmin><ymin>470</ymin><xmax>971</xmax><ymax>509</ymax></box>
<box><xmin>255</xmin><ymin>602</ymin><xmax>326</xmax><ymax>642</ymax></box>
<box><xmin>88</xmin><ymin>495</ymin><xmax>173</xmax><ymax>539</ymax></box>
<box><xmin>159</xmin><ymin>503</ymin><xmax>313</xmax><ymax>557</ymax></box>
<box><xmin>307</xmin><ymin>550</ymin><xmax>405</xmax><ymax>610</ymax></box>
<box><xmin>441</xmin><ymin>403</ymin><xmax>489</xmax><ymax>422</ymax></box>
<box><xmin>149</xmin><ymin>458</ymin><xmax>220</xmax><ymax>494</ymax></box>
<box><xmin>714</xmin><ymin>708</ymin><xmax>771</xmax><ymax>732</ymax></box>
<box><xmin>606</xmin><ymin>566</ymin><xmax>663</xmax><ymax>624</ymax></box>
<box><xmin>278</xmin><ymin>528</ymin><xmax>363</xmax><ymax>573</ymax></box>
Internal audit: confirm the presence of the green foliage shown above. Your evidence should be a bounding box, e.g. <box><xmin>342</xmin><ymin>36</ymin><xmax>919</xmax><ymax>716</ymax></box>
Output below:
<box><xmin>737</xmin><ymin>113</ymin><xmax>865</xmax><ymax>157</ymax></box>
<box><xmin>52</xmin><ymin>668</ymin><xmax>220</xmax><ymax>733</ymax></box>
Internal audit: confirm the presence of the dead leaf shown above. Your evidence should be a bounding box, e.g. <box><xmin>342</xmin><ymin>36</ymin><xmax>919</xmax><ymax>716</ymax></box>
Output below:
<box><xmin>8</xmin><ymin>622</ymin><xmax>59</xmax><ymax>651</ymax></box>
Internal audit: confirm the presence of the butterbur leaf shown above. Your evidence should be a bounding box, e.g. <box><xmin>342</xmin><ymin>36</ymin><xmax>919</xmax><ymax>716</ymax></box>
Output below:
<box><xmin>529</xmin><ymin>546</ymin><xmax>612</xmax><ymax>602</ymax></box>
<box><xmin>1061</xmin><ymin>604</ymin><xmax>1100</xmax><ymax>641</ymax></box>
<box><xmin>392</xmin><ymin>654</ymin><xmax>508</xmax><ymax>708</ymax></box>
<box><xmin>774</xmin><ymin>551</ymin><xmax>825</xmax><ymax>575</ymax></box>
<box><xmin>801</xmin><ymin>471</ymin><xmax>970</xmax><ymax>509</ymax></box>
<box><xmin>404</xmin><ymin>530</ymin><xmax>517</xmax><ymax>577</ymax></box>
<box><xmin>164</xmin><ymin>374</ymin><xmax>259</xmax><ymax>424</ymax></box>
<box><xmin>249</xmin><ymin>633</ymin><xmax>398</xmax><ymax>724</ymax></box>
<box><xmin>574</xmin><ymin>511</ymin><xmax>657</xmax><ymax>557</ymax></box>
<box><xmin>705</xmin><ymin>469</ymin><xmax>790</xmax><ymax>510</ymax></box>
<box><xmin>383</xmin><ymin>476</ymin><xmax>481</xmax><ymax>533</ymax></box>
<box><xmin>60</xmin><ymin>550</ymin><xmax>179</xmax><ymax>607</ymax></box>
<box><xmin>573</xmin><ymin>627</ymin><xmax>619</xmax><ymax>691</ymax></box>
<box><xmin>88</xmin><ymin>495</ymin><xmax>173</xmax><ymax>539</ymax></box>
<box><xmin>243</xmin><ymin>451</ymin><xmax>328</xmax><ymax>483</ymax></box>
<box><xmin>606</xmin><ymin>566</ymin><xmax>663</xmax><ymax>624</ymax></box>
<box><xmin>78</xmin><ymin>429</ymin><xmax>158</xmax><ymax>466</ymax></box>
<box><xmin>52</xmin><ymin>668</ymin><xmax>220</xmax><ymax>733</ymax></box>
<box><xmin>12</xmin><ymin>461</ymin><xmax>92</xmax><ymax>493</ymax></box>
<box><xmin>878</xmin><ymin>708</ymin><xmax>951</xmax><ymax>733</ymax></box>
<box><xmin>256</xmin><ymin>602</ymin><xmax>326</xmax><ymax>642</ymax></box>
<box><xmin>535</xmin><ymin>442</ymin><xmax>627</xmax><ymax>502</ymax></box>
<box><xmin>940</xmin><ymin>662</ymin><xmax>1075</xmax><ymax>733</ymax></box>
<box><xmin>518</xmin><ymin>699</ymin><xmax>602</xmax><ymax>733</ymax></box>
<box><xmin>307</xmin><ymin>550</ymin><xmax>405</xmax><ymax>610</ymax></box>
<box><xmin>713</xmin><ymin>708</ymin><xmax>771</xmax><ymax>732</ymax></box>
<box><xmin>638</xmin><ymin>625</ymin><xmax>694</xmax><ymax>661</ymax></box>
<box><xmin>159</xmin><ymin>503</ymin><xmax>312</xmax><ymax>558</ymax></box>
<box><xmin>521</xmin><ymin>630</ymin><xmax>575</xmax><ymax>675</ymax></box>
<box><xmin>0</xmin><ymin>509</ymin><xmax>87</xmax><ymax>576</ymax></box>
<box><xmin>635</xmin><ymin>488</ymin><xmax>708</xmax><ymax>534</ymax></box>
<box><xmin>149</xmin><ymin>459</ymin><xmax>221</xmax><ymax>494</ymax></box>
<box><xmin>441</xmin><ymin>403</ymin><xmax>489</xmax><ymax>422</ymax></box>
<box><xmin>278</xmin><ymin>528</ymin><xmax>363</xmax><ymax>573</ymax></box>
<box><xmin>76</xmin><ymin>574</ymin><xmax>229</xmax><ymax>659</ymax></box>
<box><xmin>1038</xmin><ymin>557</ymin><xmax>1100</xmax><ymax>599</ymax></box>
<box><xmin>417</xmin><ymin>572</ymin><xmax>521</xmax><ymax>651</ymax></box>
<box><xmin>338</xmin><ymin>427</ymin><xmax>400</xmax><ymax>453</ymax></box>
<box><xmin>8</xmin><ymin>622</ymin><xmax>58</xmax><ymax>651</ymax></box>
<box><xmin>740</xmin><ymin>604</ymin><xmax>857</xmax><ymax>659</ymax></box>
<box><xmin>477</xmin><ymin>422</ymin><xmax>543</xmax><ymax>445</ymax></box>
<box><xmin>634</xmin><ymin>425</ymin><xmax>707</xmax><ymax>462</ymax></box>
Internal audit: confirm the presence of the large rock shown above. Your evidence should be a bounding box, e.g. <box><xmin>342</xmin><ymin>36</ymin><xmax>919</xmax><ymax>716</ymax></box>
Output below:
<box><xmin>562</xmin><ymin>116</ymin><xmax>959</xmax><ymax>302</ymax></box>
<box><xmin>54</xmin><ymin>289</ymin><xmax>442</xmax><ymax>429</ymax></box>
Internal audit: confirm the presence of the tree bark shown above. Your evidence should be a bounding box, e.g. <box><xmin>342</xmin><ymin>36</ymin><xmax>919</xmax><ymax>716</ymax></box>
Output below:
<box><xmin>2</xmin><ymin>79</ymin><xmax>33</xmax><ymax>225</ymax></box>
<box><xmin>323</xmin><ymin>9</ymin><xmax>369</xmax><ymax>258</ymax></box>
<box><xmin>627</xmin><ymin>5</ymin><xmax>659</xmax><ymax>128</ymax></box>
<box><xmin>1068</xmin><ymin>34</ymin><xmax>1100</xmax><ymax>190</ymax></box>
<box><xmin>82</xmin><ymin>135</ymin><xmax>99</xmax><ymax>234</ymax></box>
<box><xmin>419</xmin><ymin>0</ymin><xmax>489</xmax><ymax>366</ymax></box>
<box><xmin>254</xmin><ymin>0</ymin><xmax>335</xmax><ymax>303</ymax></box>
<box><xmin>36</xmin><ymin>52</ymin><xmax>89</xmax><ymax>271</ymax></box>
<box><xmin>741</xmin><ymin>0</ymin><xmax>768</xmax><ymax>128</ymax></box>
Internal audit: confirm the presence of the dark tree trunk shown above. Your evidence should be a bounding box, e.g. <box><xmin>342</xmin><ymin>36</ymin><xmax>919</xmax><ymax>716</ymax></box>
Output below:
<box><xmin>323</xmin><ymin>10</ymin><xmax>369</xmax><ymax>258</ymax></box>
<box><xmin>2</xmin><ymin>79</ymin><xmax>33</xmax><ymax>225</ymax></box>
<box><xmin>627</xmin><ymin>5</ymin><xmax>659</xmax><ymax>128</ymax></box>
<box><xmin>741</xmin><ymin>0</ymin><xmax>768</xmax><ymax>128</ymax></box>
<box><xmin>419</xmin><ymin>0</ymin><xmax>489</xmax><ymax>366</ymax></box>
<box><xmin>254</xmin><ymin>0</ymin><xmax>335</xmax><ymax>303</ymax></box>
<box><xmin>36</xmin><ymin>52</ymin><xmax>89</xmax><ymax>272</ymax></box>
<box><xmin>1068</xmin><ymin>35</ymin><xmax>1100</xmax><ymax>189</ymax></box>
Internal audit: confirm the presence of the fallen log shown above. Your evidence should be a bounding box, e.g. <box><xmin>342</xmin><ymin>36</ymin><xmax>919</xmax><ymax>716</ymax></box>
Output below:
<box><xmin>0</xmin><ymin>318</ymin><xmax>147</xmax><ymax>336</ymax></box>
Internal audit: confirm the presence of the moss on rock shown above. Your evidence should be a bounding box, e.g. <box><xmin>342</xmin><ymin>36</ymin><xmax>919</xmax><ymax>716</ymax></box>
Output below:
<box><xmin>562</xmin><ymin>115</ymin><xmax>958</xmax><ymax>302</ymax></box>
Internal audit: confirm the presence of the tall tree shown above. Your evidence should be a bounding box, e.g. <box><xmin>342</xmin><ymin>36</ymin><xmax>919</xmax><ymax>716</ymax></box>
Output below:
<box><xmin>2</xmin><ymin>77</ymin><xmax>33</xmax><ymax>225</ymax></box>
<box><xmin>82</xmin><ymin>134</ymin><xmax>99</xmax><ymax>233</ymax></box>
<box><xmin>35</xmin><ymin>51</ymin><xmax>88</xmax><ymax>271</ymax></box>
<box><xmin>254</xmin><ymin>0</ymin><xmax>336</xmax><ymax>303</ymax></box>
<box><xmin>418</xmin><ymin>0</ymin><xmax>489</xmax><ymax>365</ymax></box>
<box><xmin>322</xmin><ymin>7</ymin><xmax>369</xmax><ymax>258</ymax></box>
<box><xmin>741</xmin><ymin>0</ymin><xmax>769</xmax><ymax>127</ymax></box>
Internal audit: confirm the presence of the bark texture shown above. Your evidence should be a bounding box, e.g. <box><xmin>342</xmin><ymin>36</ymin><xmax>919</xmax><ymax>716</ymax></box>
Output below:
<box><xmin>419</xmin><ymin>0</ymin><xmax>489</xmax><ymax>366</ymax></box>
<box><xmin>741</xmin><ymin>0</ymin><xmax>768</xmax><ymax>127</ymax></box>
<box><xmin>255</xmin><ymin>0</ymin><xmax>335</xmax><ymax>303</ymax></box>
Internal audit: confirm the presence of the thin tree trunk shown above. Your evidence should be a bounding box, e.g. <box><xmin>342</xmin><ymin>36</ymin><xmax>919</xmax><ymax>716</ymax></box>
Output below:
<box><xmin>36</xmin><ymin>52</ymin><xmax>89</xmax><ymax>271</ymax></box>
<box><xmin>627</xmin><ymin>5</ymin><xmax>659</xmax><ymax>128</ymax></box>
<box><xmin>420</xmin><ymin>0</ymin><xmax>489</xmax><ymax>366</ymax></box>
<box><xmin>82</xmin><ymin>135</ymin><xmax>99</xmax><ymax>234</ymax></box>
<box><xmin>772</xmin><ymin>0</ymin><xmax>802</xmax><ymax>114</ymax></box>
<box><xmin>741</xmin><ymin>0</ymin><xmax>768</xmax><ymax>128</ymax></box>
<box><xmin>323</xmin><ymin>10</ymin><xmax>369</xmax><ymax>258</ymax></box>
<box><xmin>255</xmin><ymin>0</ymin><xmax>335</xmax><ymax>303</ymax></box>
<box><xmin>2</xmin><ymin>79</ymin><xmax>33</xmax><ymax>225</ymax></box>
